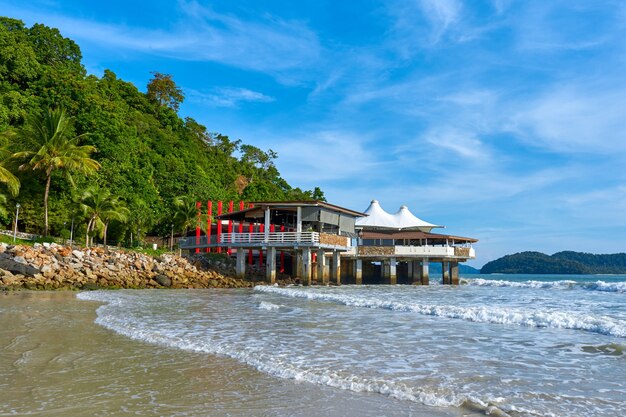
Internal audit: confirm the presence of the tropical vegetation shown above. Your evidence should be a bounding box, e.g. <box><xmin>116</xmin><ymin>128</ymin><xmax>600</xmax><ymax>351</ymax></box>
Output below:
<box><xmin>0</xmin><ymin>17</ymin><xmax>324</xmax><ymax>246</ymax></box>
<box><xmin>480</xmin><ymin>251</ymin><xmax>626</xmax><ymax>274</ymax></box>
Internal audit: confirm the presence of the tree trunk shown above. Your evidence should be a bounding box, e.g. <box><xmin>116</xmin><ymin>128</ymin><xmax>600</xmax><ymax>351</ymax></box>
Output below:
<box><xmin>43</xmin><ymin>172</ymin><xmax>52</xmax><ymax>236</ymax></box>
<box><xmin>103</xmin><ymin>222</ymin><xmax>109</xmax><ymax>250</ymax></box>
<box><xmin>86</xmin><ymin>217</ymin><xmax>93</xmax><ymax>248</ymax></box>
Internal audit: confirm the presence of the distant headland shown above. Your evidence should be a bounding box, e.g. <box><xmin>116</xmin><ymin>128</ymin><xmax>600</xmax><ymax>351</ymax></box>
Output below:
<box><xmin>480</xmin><ymin>251</ymin><xmax>626</xmax><ymax>274</ymax></box>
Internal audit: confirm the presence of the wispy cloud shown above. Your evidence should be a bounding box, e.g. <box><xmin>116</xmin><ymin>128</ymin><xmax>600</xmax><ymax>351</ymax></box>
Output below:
<box><xmin>187</xmin><ymin>87</ymin><xmax>274</xmax><ymax>108</ymax></box>
<box><xmin>1</xmin><ymin>1</ymin><xmax>321</xmax><ymax>75</ymax></box>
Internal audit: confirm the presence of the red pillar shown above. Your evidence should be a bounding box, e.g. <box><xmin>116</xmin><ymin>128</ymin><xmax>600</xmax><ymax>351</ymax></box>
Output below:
<box><xmin>227</xmin><ymin>201</ymin><xmax>234</xmax><ymax>255</ymax></box>
<box><xmin>248</xmin><ymin>222</ymin><xmax>253</xmax><ymax>265</ymax></box>
<box><xmin>258</xmin><ymin>224</ymin><xmax>264</xmax><ymax>267</ymax></box>
<box><xmin>206</xmin><ymin>201</ymin><xmax>212</xmax><ymax>253</ymax></box>
<box><xmin>217</xmin><ymin>201</ymin><xmax>223</xmax><ymax>253</ymax></box>
<box><xmin>238</xmin><ymin>201</ymin><xmax>244</xmax><ymax>234</ymax></box>
<box><xmin>280</xmin><ymin>225</ymin><xmax>285</xmax><ymax>273</ymax></box>
<box><xmin>195</xmin><ymin>201</ymin><xmax>201</xmax><ymax>254</ymax></box>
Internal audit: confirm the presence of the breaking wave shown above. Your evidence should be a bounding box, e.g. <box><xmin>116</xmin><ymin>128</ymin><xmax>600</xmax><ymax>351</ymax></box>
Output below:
<box><xmin>464</xmin><ymin>278</ymin><xmax>626</xmax><ymax>293</ymax></box>
<box><xmin>254</xmin><ymin>286</ymin><xmax>626</xmax><ymax>338</ymax></box>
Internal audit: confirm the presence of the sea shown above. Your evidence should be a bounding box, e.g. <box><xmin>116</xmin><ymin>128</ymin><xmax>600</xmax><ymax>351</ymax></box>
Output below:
<box><xmin>2</xmin><ymin>274</ymin><xmax>625</xmax><ymax>416</ymax></box>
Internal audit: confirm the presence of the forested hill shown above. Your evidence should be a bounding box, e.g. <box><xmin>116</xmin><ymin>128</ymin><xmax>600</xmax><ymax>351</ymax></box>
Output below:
<box><xmin>0</xmin><ymin>17</ymin><xmax>323</xmax><ymax>242</ymax></box>
<box><xmin>480</xmin><ymin>251</ymin><xmax>626</xmax><ymax>274</ymax></box>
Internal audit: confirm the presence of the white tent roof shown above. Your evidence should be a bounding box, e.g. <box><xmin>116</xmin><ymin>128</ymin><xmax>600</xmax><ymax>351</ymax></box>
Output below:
<box><xmin>355</xmin><ymin>200</ymin><xmax>443</xmax><ymax>232</ymax></box>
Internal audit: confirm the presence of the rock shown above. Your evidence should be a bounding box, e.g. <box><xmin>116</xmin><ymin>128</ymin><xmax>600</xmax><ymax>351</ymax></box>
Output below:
<box><xmin>0</xmin><ymin>258</ymin><xmax>40</xmax><ymax>277</ymax></box>
<box><xmin>72</xmin><ymin>250</ymin><xmax>84</xmax><ymax>259</ymax></box>
<box><xmin>13</xmin><ymin>256</ymin><xmax>27</xmax><ymax>265</ymax></box>
<box><xmin>153</xmin><ymin>274</ymin><xmax>172</xmax><ymax>287</ymax></box>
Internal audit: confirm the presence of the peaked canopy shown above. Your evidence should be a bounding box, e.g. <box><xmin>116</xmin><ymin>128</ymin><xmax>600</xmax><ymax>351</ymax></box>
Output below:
<box><xmin>355</xmin><ymin>200</ymin><xmax>443</xmax><ymax>233</ymax></box>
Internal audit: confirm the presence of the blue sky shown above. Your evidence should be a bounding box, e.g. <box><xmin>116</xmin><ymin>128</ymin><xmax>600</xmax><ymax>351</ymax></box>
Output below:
<box><xmin>4</xmin><ymin>0</ymin><xmax>626</xmax><ymax>266</ymax></box>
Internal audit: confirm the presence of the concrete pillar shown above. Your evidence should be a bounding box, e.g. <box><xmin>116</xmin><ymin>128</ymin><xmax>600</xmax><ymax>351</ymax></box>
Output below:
<box><xmin>264</xmin><ymin>208</ymin><xmax>270</xmax><ymax>243</ymax></box>
<box><xmin>301</xmin><ymin>247</ymin><xmax>312</xmax><ymax>286</ymax></box>
<box><xmin>355</xmin><ymin>259</ymin><xmax>363</xmax><ymax>285</ymax></box>
<box><xmin>421</xmin><ymin>259</ymin><xmax>429</xmax><ymax>285</ymax></box>
<box><xmin>293</xmin><ymin>250</ymin><xmax>302</xmax><ymax>278</ymax></box>
<box><xmin>389</xmin><ymin>257</ymin><xmax>397</xmax><ymax>285</ymax></box>
<box><xmin>266</xmin><ymin>247</ymin><xmax>276</xmax><ymax>284</ymax></box>
<box><xmin>235</xmin><ymin>248</ymin><xmax>246</xmax><ymax>279</ymax></box>
<box><xmin>317</xmin><ymin>249</ymin><xmax>328</xmax><ymax>285</ymax></box>
<box><xmin>442</xmin><ymin>261</ymin><xmax>450</xmax><ymax>285</ymax></box>
<box><xmin>410</xmin><ymin>260</ymin><xmax>421</xmax><ymax>285</ymax></box>
<box><xmin>332</xmin><ymin>250</ymin><xmax>341</xmax><ymax>285</ymax></box>
<box><xmin>450</xmin><ymin>261</ymin><xmax>459</xmax><ymax>285</ymax></box>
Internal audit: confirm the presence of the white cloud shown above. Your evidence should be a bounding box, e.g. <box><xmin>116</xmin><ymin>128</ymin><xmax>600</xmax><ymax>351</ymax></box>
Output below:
<box><xmin>508</xmin><ymin>85</ymin><xmax>626</xmax><ymax>154</ymax></box>
<box><xmin>2</xmin><ymin>1</ymin><xmax>321</xmax><ymax>75</ymax></box>
<box><xmin>188</xmin><ymin>87</ymin><xmax>274</xmax><ymax>108</ymax></box>
<box><xmin>418</xmin><ymin>0</ymin><xmax>463</xmax><ymax>42</ymax></box>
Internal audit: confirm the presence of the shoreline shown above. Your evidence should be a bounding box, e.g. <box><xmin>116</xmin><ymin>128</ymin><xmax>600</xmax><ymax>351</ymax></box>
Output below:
<box><xmin>0</xmin><ymin>242</ymin><xmax>253</xmax><ymax>291</ymax></box>
<box><xmin>0</xmin><ymin>290</ymin><xmax>462</xmax><ymax>417</ymax></box>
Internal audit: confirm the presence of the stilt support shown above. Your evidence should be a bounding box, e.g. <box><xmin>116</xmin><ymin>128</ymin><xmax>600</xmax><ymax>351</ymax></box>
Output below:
<box><xmin>332</xmin><ymin>250</ymin><xmax>341</xmax><ymax>285</ymax></box>
<box><xmin>442</xmin><ymin>261</ymin><xmax>450</xmax><ymax>285</ymax></box>
<box><xmin>450</xmin><ymin>261</ymin><xmax>459</xmax><ymax>285</ymax></box>
<box><xmin>355</xmin><ymin>259</ymin><xmax>363</xmax><ymax>285</ymax></box>
<box><xmin>317</xmin><ymin>250</ymin><xmax>328</xmax><ymax>285</ymax></box>
<box><xmin>235</xmin><ymin>249</ymin><xmax>246</xmax><ymax>279</ymax></box>
<box><xmin>266</xmin><ymin>247</ymin><xmax>276</xmax><ymax>284</ymax></box>
<box><xmin>301</xmin><ymin>248</ymin><xmax>312</xmax><ymax>286</ymax></box>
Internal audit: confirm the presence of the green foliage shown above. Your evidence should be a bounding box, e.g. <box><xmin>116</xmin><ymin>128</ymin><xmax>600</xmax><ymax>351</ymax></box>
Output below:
<box><xmin>480</xmin><ymin>251</ymin><xmax>626</xmax><ymax>274</ymax></box>
<box><xmin>0</xmin><ymin>17</ymin><xmax>325</xmax><ymax>240</ymax></box>
<box><xmin>146</xmin><ymin>71</ymin><xmax>184</xmax><ymax>112</ymax></box>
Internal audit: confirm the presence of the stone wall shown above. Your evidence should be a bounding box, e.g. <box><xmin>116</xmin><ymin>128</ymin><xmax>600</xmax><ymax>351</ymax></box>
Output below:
<box><xmin>358</xmin><ymin>246</ymin><xmax>394</xmax><ymax>256</ymax></box>
<box><xmin>319</xmin><ymin>233</ymin><xmax>349</xmax><ymax>247</ymax></box>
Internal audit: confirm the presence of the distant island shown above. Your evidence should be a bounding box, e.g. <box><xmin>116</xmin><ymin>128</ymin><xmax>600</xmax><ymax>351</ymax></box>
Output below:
<box><xmin>480</xmin><ymin>251</ymin><xmax>626</xmax><ymax>274</ymax></box>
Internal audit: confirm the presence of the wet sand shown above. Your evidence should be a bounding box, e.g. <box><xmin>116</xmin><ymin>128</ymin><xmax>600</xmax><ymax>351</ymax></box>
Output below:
<box><xmin>0</xmin><ymin>291</ymin><xmax>467</xmax><ymax>417</ymax></box>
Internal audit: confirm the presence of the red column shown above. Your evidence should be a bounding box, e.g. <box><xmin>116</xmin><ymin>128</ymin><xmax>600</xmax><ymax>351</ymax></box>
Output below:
<box><xmin>248</xmin><ymin>222</ymin><xmax>253</xmax><ymax>265</ymax></box>
<box><xmin>280</xmin><ymin>225</ymin><xmax>285</xmax><ymax>273</ymax></box>
<box><xmin>227</xmin><ymin>201</ymin><xmax>234</xmax><ymax>255</ymax></box>
<box><xmin>206</xmin><ymin>201</ymin><xmax>212</xmax><ymax>253</ymax></box>
<box><xmin>217</xmin><ymin>201</ymin><xmax>223</xmax><ymax>253</ymax></box>
<box><xmin>258</xmin><ymin>224</ymin><xmax>264</xmax><ymax>266</ymax></box>
<box><xmin>195</xmin><ymin>201</ymin><xmax>201</xmax><ymax>254</ymax></box>
<box><xmin>238</xmin><ymin>201</ymin><xmax>244</xmax><ymax>234</ymax></box>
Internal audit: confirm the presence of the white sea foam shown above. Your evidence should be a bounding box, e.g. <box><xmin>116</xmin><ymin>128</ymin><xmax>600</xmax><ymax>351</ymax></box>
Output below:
<box><xmin>582</xmin><ymin>281</ymin><xmax>626</xmax><ymax>293</ymax></box>
<box><xmin>464</xmin><ymin>278</ymin><xmax>577</xmax><ymax>290</ymax></box>
<box><xmin>465</xmin><ymin>278</ymin><xmax>626</xmax><ymax>293</ymax></box>
<box><xmin>254</xmin><ymin>286</ymin><xmax>626</xmax><ymax>338</ymax></box>
<box><xmin>76</xmin><ymin>291</ymin><xmax>482</xmax><ymax>410</ymax></box>
<box><xmin>258</xmin><ymin>301</ymin><xmax>281</xmax><ymax>311</ymax></box>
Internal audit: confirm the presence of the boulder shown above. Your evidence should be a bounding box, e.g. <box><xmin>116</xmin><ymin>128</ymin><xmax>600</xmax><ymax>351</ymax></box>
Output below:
<box><xmin>0</xmin><ymin>258</ymin><xmax>40</xmax><ymax>277</ymax></box>
<box><xmin>153</xmin><ymin>274</ymin><xmax>172</xmax><ymax>287</ymax></box>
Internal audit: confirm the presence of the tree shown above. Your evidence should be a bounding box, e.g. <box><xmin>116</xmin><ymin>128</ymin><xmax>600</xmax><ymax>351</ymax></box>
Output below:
<box><xmin>172</xmin><ymin>196</ymin><xmax>207</xmax><ymax>236</ymax></box>
<box><xmin>146</xmin><ymin>72</ymin><xmax>184</xmax><ymax>111</ymax></box>
<box><xmin>79</xmin><ymin>185</ymin><xmax>129</xmax><ymax>247</ymax></box>
<box><xmin>0</xmin><ymin>138</ymin><xmax>19</xmax><ymax>195</ymax></box>
<box><xmin>13</xmin><ymin>107</ymin><xmax>100</xmax><ymax>235</ymax></box>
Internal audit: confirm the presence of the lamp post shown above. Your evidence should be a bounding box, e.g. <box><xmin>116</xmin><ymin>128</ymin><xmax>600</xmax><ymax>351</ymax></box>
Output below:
<box><xmin>170</xmin><ymin>223</ymin><xmax>174</xmax><ymax>251</ymax></box>
<box><xmin>63</xmin><ymin>222</ymin><xmax>67</xmax><ymax>244</ymax></box>
<box><xmin>13</xmin><ymin>203</ymin><xmax>20</xmax><ymax>242</ymax></box>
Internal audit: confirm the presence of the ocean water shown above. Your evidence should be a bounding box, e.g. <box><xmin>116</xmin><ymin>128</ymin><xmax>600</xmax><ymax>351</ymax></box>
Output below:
<box><xmin>76</xmin><ymin>274</ymin><xmax>626</xmax><ymax>417</ymax></box>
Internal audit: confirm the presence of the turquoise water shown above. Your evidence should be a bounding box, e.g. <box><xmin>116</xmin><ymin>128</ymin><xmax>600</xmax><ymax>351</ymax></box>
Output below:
<box><xmin>78</xmin><ymin>274</ymin><xmax>626</xmax><ymax>417</ymax></box>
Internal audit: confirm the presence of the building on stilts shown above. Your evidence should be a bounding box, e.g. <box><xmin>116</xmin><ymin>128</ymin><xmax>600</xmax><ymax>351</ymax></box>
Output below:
<box><xmin>178</xmin><ymin>199</ymin><xmax>477</xmax><ymax>285</ymax></box>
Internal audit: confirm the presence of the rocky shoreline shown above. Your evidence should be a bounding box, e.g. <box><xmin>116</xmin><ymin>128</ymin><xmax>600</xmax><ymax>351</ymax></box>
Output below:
<box><xmin>0</xmin><ymin>243</ymin><xmax>255</xmax><ymax>290</ymax></box>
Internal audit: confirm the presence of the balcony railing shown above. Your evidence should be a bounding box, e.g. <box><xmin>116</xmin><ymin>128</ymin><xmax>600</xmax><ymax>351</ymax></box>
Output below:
<box><xmin>179</xmin><ymin>232</ymin><xmax>324</xmax><ymax>248</ymax></box>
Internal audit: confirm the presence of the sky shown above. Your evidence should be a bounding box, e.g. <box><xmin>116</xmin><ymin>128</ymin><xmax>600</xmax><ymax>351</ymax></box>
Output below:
<box><xmin>3</xmin><ymin>0</ymin><xmax>626</xmax><ymax>266</ymax></box>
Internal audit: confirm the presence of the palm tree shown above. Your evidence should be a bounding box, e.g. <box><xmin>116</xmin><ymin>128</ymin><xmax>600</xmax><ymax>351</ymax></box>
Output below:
<box><xmin>13</xmin><ymin>107</ymin><xmax>100</xmax><ymax>236</ymax></box>
<box><xmin>0</xmin><ymin>134</ymin><xmax>20</xmax><ymax>196</ymax></box>
<box><xmin>80</xmin><ymin>185</ymin><xmax>129</xmax><ymax>247</ymax></box>
<box><xmin>173</xmin><ymin>196</ymin><xmax>207</xmax><ymax>236</ymax></box>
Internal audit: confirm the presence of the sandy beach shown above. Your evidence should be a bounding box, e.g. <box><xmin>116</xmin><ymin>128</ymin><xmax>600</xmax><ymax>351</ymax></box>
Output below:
<box><xmin>1</xmin><ymin>291</ymin><xmax>463</xmax><ymax>417</ymax></box>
